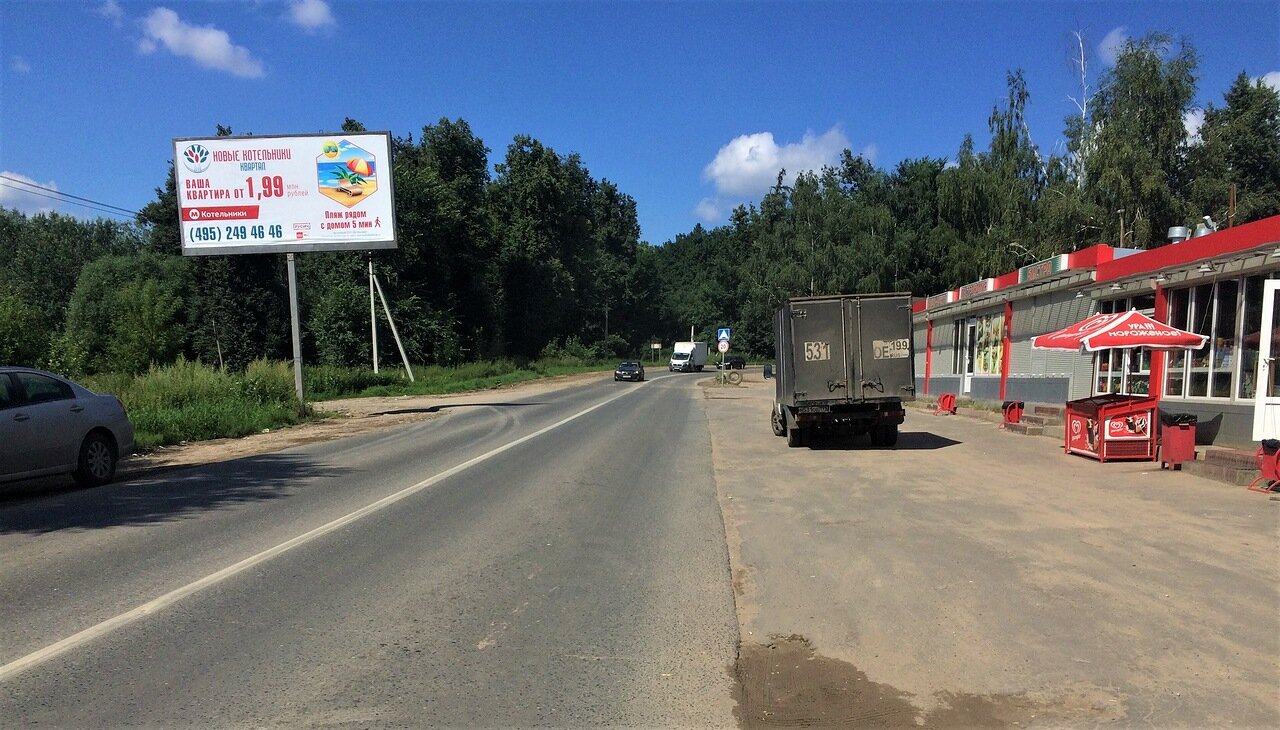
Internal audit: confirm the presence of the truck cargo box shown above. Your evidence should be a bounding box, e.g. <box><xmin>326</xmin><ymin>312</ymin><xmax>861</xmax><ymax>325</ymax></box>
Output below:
<box><xmin>772</xmin><ymin>293</ymin><xmax>915</xmax><ymax>447</ymax></box>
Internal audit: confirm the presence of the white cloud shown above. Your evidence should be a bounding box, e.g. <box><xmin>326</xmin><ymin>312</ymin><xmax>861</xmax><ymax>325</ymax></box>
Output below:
<box><xmin>0</xmin><ymin>172</ymin><xmax>60</xmax><ymax>215</ymax></box>
<box><xmin>10</xmin><ymin>56</ymin><xmax>31</xmax><ymax>74</ymax></box>
<box><xmin>97</xmin><ymin>0</ymin><xmax>124</xmax><ymax>27</ymax></box>
<box><xmin>1183</xmin><ymin>108</ymin><xmax>1204</xmax><ymax>141</ymax></box>
<box><xmin>138</xmin><ymin>7</ymin><xmax>265</xmax><ymax>78</ymax></box>
<box><xmin>694</xmin><ymin>198</ymin><xmax>721</xmax><ymax>223</ymax></box>
<box><xmin>1260</xmin><ymin>71</ymin><xmax>1280</xmax><ymax>92</ymax></box>
<box><xmin>702</xmin><ymin>127</ymin><xmax>850</xmax><ymax>198</ymax></box>
<box><xmin>289</xmin><ymin>0</ymin><xmax>336</xmax><ymax>32</ymax></box>
<box><xmin>1098</xmin><ymin>26</ymin><xmax>1128</xmax><ymax>66</ymax></box>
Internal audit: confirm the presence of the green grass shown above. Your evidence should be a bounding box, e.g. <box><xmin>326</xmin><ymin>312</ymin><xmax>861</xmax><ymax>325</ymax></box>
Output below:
<box><xmin>305</xmin><ymin>358</ymin><xmax>610</xmax><ymax>400</ymax></box>
<box><xmin>83</xmin><ymin>358</ymin><xmax>312</xmax><ymax>452</ymax></box>
<box><xmin>80</xmin><ymin>357</ymin><xmax>613</xmax><ymax>452</ymax></box>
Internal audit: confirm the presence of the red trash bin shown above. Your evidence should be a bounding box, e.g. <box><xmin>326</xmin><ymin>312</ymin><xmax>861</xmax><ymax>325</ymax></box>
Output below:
<box><xmin>1160</xmin><ymin>423</ymin><xmax>1196</xmax><ymax>470</ymax></box>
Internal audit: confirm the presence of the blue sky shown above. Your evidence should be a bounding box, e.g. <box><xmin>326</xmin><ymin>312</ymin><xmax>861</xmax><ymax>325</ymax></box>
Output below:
<box><xmin>1</xmin><ymin>1</ymin><xmax>1276</xmax><ymax>245</ymax></box>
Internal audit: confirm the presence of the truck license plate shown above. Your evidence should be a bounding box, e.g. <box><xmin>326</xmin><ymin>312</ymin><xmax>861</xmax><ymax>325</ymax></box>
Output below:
<box><xmin>873</xmin><ymin>339</ymin><xmax>910</xmax><ymax>359</ymax></box>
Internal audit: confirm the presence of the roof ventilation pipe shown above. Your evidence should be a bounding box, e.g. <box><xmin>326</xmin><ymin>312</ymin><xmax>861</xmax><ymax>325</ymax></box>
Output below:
<box><xmin>1167</xmin><ymin>226</ymin><xmax>1190</xmax><ymax>243</ymax></box>
<box><xmin>1191</xmin><ymin>215</ymin><xmax>1218</xmax><ymax>238</ymax></box>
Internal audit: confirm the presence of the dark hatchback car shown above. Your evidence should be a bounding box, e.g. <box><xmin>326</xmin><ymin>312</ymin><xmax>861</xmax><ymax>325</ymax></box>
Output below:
<box><xmin>614</xmin><ymin>361</ymin><xmax>645</xmax><ymax>382</ymax></box>
<box><xmin>717</xmin><ymin>355</ymin><xmax>746</xmax><ymax>370</ymax></box>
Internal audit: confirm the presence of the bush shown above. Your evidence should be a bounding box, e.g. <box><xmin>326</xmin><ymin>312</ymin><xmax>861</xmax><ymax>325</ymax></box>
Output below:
<box><xmin>57</xmin><ymin>254</ymin><xmax>188</xmax><ymax>374</ymax></box>
<box><xmin>83</xmin><ymin>358</ymin><xmax>309</xmax><ymax>451</ymax></box>
<box><xmin>538</xmin><ymin>336</ymin><xmax>598</xmax><ymax>364</ymax></box>
<box><xmin>240</xmin><ymin>359</ymin><xmax>297</xmax><ymax>404</ymax></box>
<box><xmin>304</xmin><ymin>364</ymin><xmax>403</xmax><ymax>400</ymax></box>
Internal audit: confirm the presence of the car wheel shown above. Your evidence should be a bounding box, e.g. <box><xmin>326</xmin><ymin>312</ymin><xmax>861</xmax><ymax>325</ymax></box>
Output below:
<box><xmin>73</xmin><ymin>431</ymin><xmax>117</xmax><ymax>486</ymax></box>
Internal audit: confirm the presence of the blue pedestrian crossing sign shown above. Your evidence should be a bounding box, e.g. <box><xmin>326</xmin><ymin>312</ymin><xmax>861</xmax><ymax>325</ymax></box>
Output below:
<box><xmin>717</xmin><ymin>328</ymin><xmax>732</xmax><ymax>342</ymax></box>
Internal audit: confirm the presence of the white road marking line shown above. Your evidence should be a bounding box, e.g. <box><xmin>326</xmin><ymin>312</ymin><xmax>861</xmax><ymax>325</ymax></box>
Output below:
<box><xmin>0</xmin><ymin>379</ymin><xmax>663</xmax><ymax>682</ymax></box>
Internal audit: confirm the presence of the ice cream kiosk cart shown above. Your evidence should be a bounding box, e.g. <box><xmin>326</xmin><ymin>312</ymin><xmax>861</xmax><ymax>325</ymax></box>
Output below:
<box><xmin>1064</xmin><ymin>394</ymin><xmax>1158</xmax><ymax>462</ymax></box>
<box><xmin>1033</xmin><ymin>310</ymin><xmax>1208</xmax><ymax>464</ymax></box>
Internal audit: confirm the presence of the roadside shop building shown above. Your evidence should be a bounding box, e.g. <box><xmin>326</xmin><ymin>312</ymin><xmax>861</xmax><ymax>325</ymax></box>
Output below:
<box><xmin>912</xmin><ymin>215</ymin><xmax>1280</xmax><ymax>447</ymax></box>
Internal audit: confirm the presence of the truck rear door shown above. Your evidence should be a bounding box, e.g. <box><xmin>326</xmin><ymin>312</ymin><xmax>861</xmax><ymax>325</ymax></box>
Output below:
<box><xmin>848</xmin><ymin>296</ymin><xmax>915</xmax><ymax>402</ymax></box>
<box><xmin>788</xmin><ymin>299</ymin><xmax>849</xmax><ymax>402</ymax></box>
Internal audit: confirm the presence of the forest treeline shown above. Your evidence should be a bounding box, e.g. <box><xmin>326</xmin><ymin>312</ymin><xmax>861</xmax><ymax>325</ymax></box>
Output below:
<box><xmin>2</xmin><ymin>33</ymin><xmax>1277</xmax><ymax>370</ymax></box>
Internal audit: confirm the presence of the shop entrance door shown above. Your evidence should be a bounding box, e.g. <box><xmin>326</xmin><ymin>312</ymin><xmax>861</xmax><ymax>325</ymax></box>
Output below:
<box><xmin>1252</xmin><ymin>280</ymin><xmax>1280</xmax><ymax>440</ymax></box>
<box><xmin>962</xmin><ymin>318</ymin><xmax>976</xmax><ymax>394</ymax></box>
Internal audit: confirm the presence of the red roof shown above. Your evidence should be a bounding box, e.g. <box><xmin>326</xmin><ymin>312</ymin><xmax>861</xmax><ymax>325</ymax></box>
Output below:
<box><xmin>1097</xmin><ymin>216</ymin><xmax>1280</xmax><ymax>282</ymax></box>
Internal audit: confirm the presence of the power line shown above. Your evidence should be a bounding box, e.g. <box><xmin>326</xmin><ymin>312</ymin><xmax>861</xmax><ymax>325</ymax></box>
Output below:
<box><xmin>0</xmin><ymin>174</ymin><xmax>140</xmax><ymax>217</ymax></box>
<box><xmin>0</xmin><ymin>183</ymin><xmax>139</xmax><ymax>220</ymax></box>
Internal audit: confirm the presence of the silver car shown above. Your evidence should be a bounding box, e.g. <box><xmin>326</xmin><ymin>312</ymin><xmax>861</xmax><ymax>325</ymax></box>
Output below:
<box><xmin>0</xmin><ymin>367</ymin><xmax>135</xmax><ymax>486</ymax></box>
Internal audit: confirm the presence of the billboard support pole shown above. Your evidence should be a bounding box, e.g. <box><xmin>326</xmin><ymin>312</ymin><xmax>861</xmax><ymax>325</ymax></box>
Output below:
<box><xmin>286</xmin><ymin>253</ymin><xmax>306</xmax><ymax>411</ymax></box>
<box><xmin>368</xmin><ymin>257</ymin><xmax>379</xmax><ymax>373</ymax></box>
<box><xmin>372</xmin><ymin>274</ymin><xmax>415</xmax><ymax>383</ymax></box>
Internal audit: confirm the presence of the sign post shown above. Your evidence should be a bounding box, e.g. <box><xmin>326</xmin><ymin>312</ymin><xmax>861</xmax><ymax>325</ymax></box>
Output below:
<box><xmin>717</xmin><ymin>328</ymin><xmax>732</xmax><ymax>367</ymax></box>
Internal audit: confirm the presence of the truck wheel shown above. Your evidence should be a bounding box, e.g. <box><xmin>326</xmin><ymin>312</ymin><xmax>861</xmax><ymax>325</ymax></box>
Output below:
<box><xmin>787</xmin><ymin>426</ymin><xmax>806</xmax><ymax>448</ymax></box>
<box><xmin>871</xmin><ymin>424</ymin><xmax>898</xmax><ymax>447</ymax></box>
<box><xmin>771</xmin><ymin>407</ymin><xmax>787</xmax><ymax>437</ymax></box>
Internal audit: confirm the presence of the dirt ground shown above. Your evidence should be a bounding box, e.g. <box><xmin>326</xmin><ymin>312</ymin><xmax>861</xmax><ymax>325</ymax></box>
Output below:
<box><xmin>704</xmin><ymin>375</ymin><xmax>1280</xmax><ymax>728</ymax></box>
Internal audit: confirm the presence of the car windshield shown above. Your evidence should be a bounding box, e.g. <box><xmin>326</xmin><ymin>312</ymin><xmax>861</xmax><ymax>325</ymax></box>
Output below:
<box><xmin>618</xmin><ymin>362</ymin><xmax>639</xmax><ymax>369</ymax></box>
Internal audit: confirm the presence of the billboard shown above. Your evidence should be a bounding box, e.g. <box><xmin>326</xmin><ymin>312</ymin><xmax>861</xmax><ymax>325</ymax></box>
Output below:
<box><xmin>173</xmin><ymin>132</ymin><xmax>396</xmax><ymax>255</ymax></box>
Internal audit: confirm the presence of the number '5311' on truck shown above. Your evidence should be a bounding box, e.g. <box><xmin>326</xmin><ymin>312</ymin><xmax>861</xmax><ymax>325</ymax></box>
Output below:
<box><xmin>771</xmin><ymin>293</ymin><xmax>916</xmax><ymax>448</ymax></box>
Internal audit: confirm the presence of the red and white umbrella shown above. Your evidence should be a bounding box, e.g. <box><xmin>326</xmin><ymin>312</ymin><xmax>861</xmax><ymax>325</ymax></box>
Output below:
<box><xmin>1031</xmin><ymin>309</ymin><xmax>1208</xmax><ymax>352</ymax></box>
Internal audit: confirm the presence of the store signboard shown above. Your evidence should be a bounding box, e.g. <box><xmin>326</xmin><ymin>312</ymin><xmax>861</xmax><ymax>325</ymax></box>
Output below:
<box><xmin>1018</xmin><ymin>254</ymin><xmax>1069</xmax><ymax>284</ymax></box>
<box><xmin>958</xmin><ymin>278</ymin><xmax>995</xmax><ymax>300</ymax></box>
<box><xmin>925</xmin><ymin>291</ymin><xmax>955</xmax><ymax>309</ymax></box>
<box><xmin>173</xmin><ymin>132</ymin><xmax>397</xmax><ymax>256</ymax></box>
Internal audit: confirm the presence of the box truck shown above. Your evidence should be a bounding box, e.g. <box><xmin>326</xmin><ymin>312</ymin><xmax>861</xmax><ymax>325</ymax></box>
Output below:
<box><xmin>669</xmin><ymin>341</ymin><xmax>709</xmax><ymax>372</ymax></box>
<box><xmin>771</xmin><ymin>293</ymin><xmax>916</xmax><ymax>447</ymax></box>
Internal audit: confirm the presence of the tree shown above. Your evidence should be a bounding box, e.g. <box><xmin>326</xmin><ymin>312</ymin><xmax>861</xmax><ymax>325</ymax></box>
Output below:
<box><xmin>1186</xmin><ymin>72</ymin><xmax>1280</xmax><ymax>225</ymax></box>
<box><xmin>489</xmin><ymin>136</ymin><xmax>604</xmax><ymax>358</ymax></box>
<box><xmin>1084</xmin><ymin>33</ymin><xmax>1199</xmax><ymax>246</ymax></box>
<box><xmin>56</xmin><ymin>254</ymin><xmax>188</xmax><ymax>374</ymax></box>
<box><xmin>0</xmin><ymin>288</ymin><xmax>47</xmax><ymax>366</ymax></box>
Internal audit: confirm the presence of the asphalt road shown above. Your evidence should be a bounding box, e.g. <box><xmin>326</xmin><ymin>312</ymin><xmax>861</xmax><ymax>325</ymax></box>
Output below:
<box><xmin>0</xmin><ymin>373</ymin><xmax>738</xmax><ymax>728</ymax></box>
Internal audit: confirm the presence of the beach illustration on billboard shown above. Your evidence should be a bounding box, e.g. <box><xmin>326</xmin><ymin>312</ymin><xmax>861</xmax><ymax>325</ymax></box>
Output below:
<box><xmin>317</xmin><ymin>139</ymin><xmax>378</xmax><ymax>207</ymax></box>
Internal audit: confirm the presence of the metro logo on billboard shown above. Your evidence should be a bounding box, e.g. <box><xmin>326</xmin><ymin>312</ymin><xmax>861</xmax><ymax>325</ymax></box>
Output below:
<box><xmin>173</xmin><ymin>132</ymin><xmax>397</xmax><ymax>256</ymax></box>
<box><xmin>183</xmin><ymin>206</ymin><xmax>261</xmax><ymax>221</ymax></box>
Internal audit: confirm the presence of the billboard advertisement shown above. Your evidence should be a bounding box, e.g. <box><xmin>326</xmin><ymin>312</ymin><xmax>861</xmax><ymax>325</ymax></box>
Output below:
<box><xmin>173</xmin><ymin>132</ymin><xmax>396</xmax><ymax>255</ymax></box>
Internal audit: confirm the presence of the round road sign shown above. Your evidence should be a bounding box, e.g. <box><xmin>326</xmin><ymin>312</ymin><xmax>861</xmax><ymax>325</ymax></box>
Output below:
<box><xmin>717</xmin><ymin>340</ymin><xmax>730</xmax><ymax>353</ymax></box>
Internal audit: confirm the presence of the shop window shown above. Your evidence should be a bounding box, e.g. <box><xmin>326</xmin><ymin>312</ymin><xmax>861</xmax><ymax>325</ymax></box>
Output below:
<box><xmin>1211</xmin><ymin>280</ymin><xmax>1239</xmax><ymax>397</ymax></box>
<box><xmin>1239</xmin><ymin>276</ymin><xmax>1265</xmax><ymax>399</ymax></box>
<box><xmin>973</xmin><ymin>312</ymin><xmax>1003</xmax><ymax>375</ymax></box>
<box><xmin>1165</xmin><ymin>288</ymin><xmax>1189</xmax><ymax>397</ymax></box>
<box><xmin>952</xmin><ymin>320</ymin><xmax>962</xmax><ymax>374</ymax></box>
<box><xmin>1093</xmin><ymin>297</ymin><xmax>1151</xmax><ymax>395</ymax></box>
<box><xmin>1163</xmin><ymin>276</ymin><xmax>1263</xmax><ymax>401</ymax></box>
